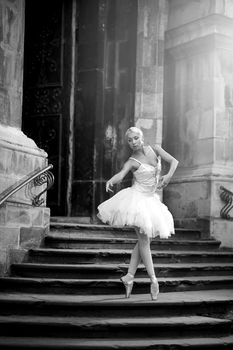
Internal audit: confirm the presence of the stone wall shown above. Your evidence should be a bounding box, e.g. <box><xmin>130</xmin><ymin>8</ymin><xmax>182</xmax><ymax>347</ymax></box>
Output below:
<box><xmin>134</xmin><ymin>0</ymin><xmax>168</xmax><ymax>147</ymax></box>
<box><xmin>163</xmin><ymin>0</ymin><xmax>233</xmax><ymax>247</ymax></box>
<box><xmin>0</xmin><ymin>0</ymin><xmax>49</xmax><ymax>275</ymax></box>
<box><xmin>0</xmin><ymin>0</ymin><xmax>24</xmax><ymax>127</ymax></box>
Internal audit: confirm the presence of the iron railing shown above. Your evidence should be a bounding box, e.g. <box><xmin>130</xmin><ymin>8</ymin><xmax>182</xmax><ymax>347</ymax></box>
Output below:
<box><xmin>0</xmin><ymin>164</ymin><xmax>54</xmax><ymax>207</ymax></box>
<box><xmin>220</xmin><ymin>186</ymin><xmax>233</xmax><ymax>220</ymax></box>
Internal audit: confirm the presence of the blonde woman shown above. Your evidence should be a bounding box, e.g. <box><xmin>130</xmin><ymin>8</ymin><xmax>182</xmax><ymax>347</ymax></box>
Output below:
<box><xmin>97</xmin><ymin>127</ymin><xmax>179</xmax><ymax>300</ymax></box>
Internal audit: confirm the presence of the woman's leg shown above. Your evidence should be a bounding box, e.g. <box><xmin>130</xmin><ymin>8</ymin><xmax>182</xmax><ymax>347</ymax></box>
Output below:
<box><xmin>136</xmin><ymin>230</ymin><xmax>159</xmax><ymax>300</ymax></box>
<box><xmin>123</xmin><ymin>229</ymin><xmax>156</xmax><ymax>281</ymax></box>
<box><xmin>122</xmin><ymin>242</ymin><xmax>141</xmax><ymax>283</ymax></box>
<box><xmin>136</xmin><ymin>230</ymin><xmax>155</xmax><ymax>278</ymax></box>
<box><xmin>128</xmin><ymin>242</ymin><xmax>141</xmax><ymax>276</ymax></box>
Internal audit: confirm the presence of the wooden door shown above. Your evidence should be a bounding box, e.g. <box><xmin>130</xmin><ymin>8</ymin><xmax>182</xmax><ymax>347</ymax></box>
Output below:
<box><xmin>22</xmin><ymin>0</ymin><xmax>74</xmax><ymax>215</ymax></box>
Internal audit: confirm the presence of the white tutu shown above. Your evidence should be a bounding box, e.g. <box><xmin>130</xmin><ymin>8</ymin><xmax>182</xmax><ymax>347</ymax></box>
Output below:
<box><xmin>97</xmin><ymin>186</ymin><xmax>174</xmax><ymax>239</ymax></box>
<box><xmin>98</xmin><ymin>154</ymin><xmax>175</xmax><ymax>239</ymax></box>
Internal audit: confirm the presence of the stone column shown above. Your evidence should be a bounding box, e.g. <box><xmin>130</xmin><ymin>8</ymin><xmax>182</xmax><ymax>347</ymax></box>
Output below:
<box><xmin>0</xmin><ymin>0</ymin><xmax>49</xmax><ymax>275</ymax></box>
<box><xmin>135</xmin><ymin>0</ymin><xmax>168</xmax><ymax>146</ymax></box>
<box><xmin>163</xmin><ymin>0</ymin><xmax>233</xmax><ymax>247</ymax></box>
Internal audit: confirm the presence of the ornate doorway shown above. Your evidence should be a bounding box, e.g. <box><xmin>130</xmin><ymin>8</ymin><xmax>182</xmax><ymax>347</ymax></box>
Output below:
<box><xmin>22</xmin><ymin>0</ymin><xmax>137</xmax><ymax>218</ymax></box>
<box><xmin>22</xmin><ymin>0</ymin><xmax>74</xmax><ymax>215</ymax></box>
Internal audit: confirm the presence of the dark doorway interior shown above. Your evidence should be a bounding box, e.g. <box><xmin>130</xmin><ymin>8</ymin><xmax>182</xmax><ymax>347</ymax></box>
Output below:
<box><xmin>71</xmin><ymin>0</ymin><xmax>137</xmax><ymax>218</ymax></box>
<box><xmin>22</xmin><ymin>0</ymin><xmax>137</xmax><ymax>218</ymax></box>
<box><xmin>22</xmin><ymin>0</ymin><xmax>73</xmax><ymax>215</ymax></box>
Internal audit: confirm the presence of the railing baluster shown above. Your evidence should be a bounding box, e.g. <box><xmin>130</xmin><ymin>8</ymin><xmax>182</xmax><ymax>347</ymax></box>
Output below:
<box><xmin>32</xmin><ymin>171</ymin><xmax>54</xmax><ymax>206</ymax></box>
<box><xmin>0</xmin><ymin>164</ymin><xmax>54</xmax><ymax>207</ymax></box>
<box><xmin>220</xmin><ymin>186</ymin><xmax>233</xmax><ymax>220</ymax></box>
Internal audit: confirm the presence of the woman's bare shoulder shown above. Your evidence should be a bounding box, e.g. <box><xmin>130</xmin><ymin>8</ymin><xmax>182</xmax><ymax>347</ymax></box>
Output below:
<box><xmin>146</xmin><ymin>144</ymin><xmax>159</xmax><ymax>157</ymax></box>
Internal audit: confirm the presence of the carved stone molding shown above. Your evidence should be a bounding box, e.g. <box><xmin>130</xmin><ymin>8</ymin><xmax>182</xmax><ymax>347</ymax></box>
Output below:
<box><xmin>165</xmin><ymin>14</ymin><xmax>233</xmax><ymax>60</ymax></box>
<box><xmin>166</xmin><ymin>32</ymin><xmax>233</xmax><ymax>60</ymax></box>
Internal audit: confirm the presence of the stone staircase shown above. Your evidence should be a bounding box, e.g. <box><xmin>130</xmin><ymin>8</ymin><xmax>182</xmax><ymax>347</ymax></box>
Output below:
<box><xmin>0</xmin><ymin>219</ymin><xmax>233</xmax><ymax>348</ymax></box>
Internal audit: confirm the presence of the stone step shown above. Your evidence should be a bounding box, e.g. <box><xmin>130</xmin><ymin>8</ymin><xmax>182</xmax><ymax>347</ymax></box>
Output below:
<box><xmin>1</xmin><ymin>276</ymin><xmax>233</xmax><ymax>294</ymax></box>
<box><xmin>28</xmin><ymin>248</ymin><xmax>233</xmax><ymax>264</ymax></box>
<box><xmin>44</xmin><ymin>236</ymin><xmax>221</xmax><ymax>251</ymax></box>
<box><xmin>1</xmin><ymin>335</ymin><xmax>233</xmax><ymax>349</ymax></box>
<box><xmin>50</xmin><ymin>223</ymin><xmax>202</xmax><ymax>240</ymax></box>
<box><xmin>11</xmin><ymin>262</ymin><xmax>233</xmax><ymax>279</ymax></box>
<box><xmin>0</xmin><ymin>290</ymin><xmax>232</xmax><ymax>318</ymax></box>
<box><xmin>0</xmin><ymin>315</ymin><xmax>230</xmax><ymax>339</ymax></box>
<box><xmin>51</xmin><ymin>216</ymin><xmax>93</xmax><ymax>224</ymax></box>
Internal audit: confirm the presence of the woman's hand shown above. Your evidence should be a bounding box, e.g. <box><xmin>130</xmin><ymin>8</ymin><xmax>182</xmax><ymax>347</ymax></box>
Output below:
<box><xmin>157</xmin><ymin>174</ymin><xmax>171</xmax><ymax>189</ymax></box>
<box><xmin>106</xmin><ymin>181</ymin><xmax>114</xmax><ymax>193</ymax></box>
<box><xmin>105</xmin><ymin>160</ymin><xmax>134</xmax><ymax>194</ymax></box>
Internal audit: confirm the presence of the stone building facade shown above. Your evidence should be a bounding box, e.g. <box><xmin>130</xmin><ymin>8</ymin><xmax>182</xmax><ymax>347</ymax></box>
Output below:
<box><xmin>0</xmin><ymin>0</ymin><xmax>233</xmax><ymax>275</ymax></box>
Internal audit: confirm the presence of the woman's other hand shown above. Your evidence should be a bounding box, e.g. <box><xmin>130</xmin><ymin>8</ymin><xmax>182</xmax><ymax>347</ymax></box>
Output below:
<box><xmin>157</xmin><ymin>174</ymin><xmax>171</xmax><ymax>189</ymax></box>
<box><xmin>106</xmin><ymin>181</ymin><xmax>114</xmax><ymax>193</ymax></box>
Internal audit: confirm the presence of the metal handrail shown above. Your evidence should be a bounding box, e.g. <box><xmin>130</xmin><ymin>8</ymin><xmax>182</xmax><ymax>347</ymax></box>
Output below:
<box><xmin>0</xmin><ymin>164</ymin><xmax>54</xmax><ymax>207</ymax></box>
<box><xmin>220</xmin><ymin>185</ymin><xmax>233</xmax><ymax>220</ymax></box>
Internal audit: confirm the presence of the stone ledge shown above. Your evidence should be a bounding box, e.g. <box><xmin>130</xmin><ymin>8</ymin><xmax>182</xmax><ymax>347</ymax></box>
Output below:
<box><xmin>166</xmin><ymin>32</ymin><xmax>233</xmax><ymax>60</ymax></box>
<box><xmin>170</xmin><ymin>165</ymin><xmax>233</xmax><ymax>183</ymax></box>
<box><xmin>0</xmin><ymin>124</ymin><xmax>47</xmax><ymax>157</ymax></box>
<box><xmin>166</xmin><ymin>14</ymin><xmax>233</xmax><ymax>50</ymax></box>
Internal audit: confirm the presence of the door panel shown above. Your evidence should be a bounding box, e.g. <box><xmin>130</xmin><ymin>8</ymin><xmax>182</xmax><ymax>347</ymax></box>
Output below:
<box><xmin>22</xmin><ymin>0</ymin><xmax>137</xmax><ymax>218</ymax></box>
<box><xmin>22</xmin><ymin>0</ymin><xmax>72</xmax><ymax>215</ymax></box>
<box><xmin>71</xmin><ymin>0</ymin><xmax>137</xmax><ymax>218</ymax></box>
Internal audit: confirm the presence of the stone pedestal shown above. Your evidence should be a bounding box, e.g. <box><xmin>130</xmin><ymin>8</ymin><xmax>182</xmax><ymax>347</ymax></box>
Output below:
<box><xmin>0</xmin><ymin>125</ymin><xmax>49</xmax><ymax>275</ymax></box>
<box><xmin>0</xmin><ymin>0</ymin><xmax>50</xmax><ymax>275</ymax></box>
<box><xmin>164</xmin><ymin>0</ymin><xmax>233</xmax><ymax>247</ymax></box>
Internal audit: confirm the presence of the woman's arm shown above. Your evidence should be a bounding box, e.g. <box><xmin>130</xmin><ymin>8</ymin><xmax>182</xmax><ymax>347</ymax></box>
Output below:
<box><xmin>154</xmin><ymin>145</ymin><xmax>179</xmax><ymax>189</ymax></box>
<box><xmin>106</xmin><ymin>160</ymin><xmax>134</xmax><ymax>193</ymax></box>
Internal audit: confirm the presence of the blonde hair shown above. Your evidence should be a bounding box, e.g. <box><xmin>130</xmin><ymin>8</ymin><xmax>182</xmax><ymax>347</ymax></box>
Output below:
<box><xmin>125</xmin><ymin>127</ymin><xmax>143</xmax><ymax>139</ymax></box>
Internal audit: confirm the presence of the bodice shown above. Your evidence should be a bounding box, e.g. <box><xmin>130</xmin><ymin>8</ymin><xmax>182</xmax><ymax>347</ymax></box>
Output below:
<box><xmin>131</xmin><ymin>159</ymin><xmax>160</xmax><ymax>194</ymax></box>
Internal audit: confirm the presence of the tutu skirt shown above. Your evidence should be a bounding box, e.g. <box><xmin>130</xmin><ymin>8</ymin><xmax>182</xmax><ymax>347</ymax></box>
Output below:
<box><xmin>97</xmin><ymin>187</ymin><xmax>175</xmax><ymax>239</ymax></box>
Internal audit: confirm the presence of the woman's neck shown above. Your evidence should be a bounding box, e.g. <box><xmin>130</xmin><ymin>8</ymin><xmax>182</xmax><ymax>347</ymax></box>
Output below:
<box><xmin>132</xmin><ymin>146</ymin><xmax>145</xmax><ymax>157</ymax></box>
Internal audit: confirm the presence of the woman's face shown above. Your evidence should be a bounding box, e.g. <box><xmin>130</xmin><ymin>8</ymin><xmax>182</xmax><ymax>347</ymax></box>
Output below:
<box><xmin>127</xmin><ymin>131</ymin><xmax>143</xmax><ymax>151</ymax></box>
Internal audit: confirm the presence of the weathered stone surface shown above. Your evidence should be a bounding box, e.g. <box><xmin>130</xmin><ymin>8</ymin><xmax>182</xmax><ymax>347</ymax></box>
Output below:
<box><xmin>0</xmin><ymin>289</ymin><xmax>232</xmax><ymax>317</ymax></box>
<box><xmin>0</xmin><ymin>125</ymin><xmax>48</xmax><ymax>277</ymax></box>
<box><xmin>211</xmin><ymin>219</ymin><xmax>233</xmax><ymax>249</ymax></box>
<box><xmin>135</xmin><ymin>0</ymin><xmax>168</xmax><ymax>146</ymax></box>
<box><xmin>0</xmin><ymin>0</ymin><xmax>24</xmax><ymax>128</ymax></box>
<box><xmin>0</xmin><ymin>249</ymin><xmax>8</xmax><ymax>275</ymax></box>
<box><xmin>0</xmin><ymin>0</ymin><xmax>49</xmax><ymax>274</ymax></box>
<box><xmin>1</xmin><ymin>221</ymin><xmax>233</xmax><ymax>347</ymax></box>
<box><xmin>1</xmin><ymin>204</ymin><xmax>49</xmax><ymax>227</ymax></box>
<box><xmin>6</xmin><ymin>207</ymin><xmax>31</xmax><ymax>226</ymax></box>
<box><xmin>164</xmin><ymin>2</ymin><xmax>233</xmax><ymax>247</ymax></box>
<box><xmin>0</xmin><ymin>226</ymin><xmax>22</xmax><ymax>275</ymax></box>
<box><xmin>31</xmin><ymin>209</ymin><xmax>43</xmax><ymax>227</ymax></box>
<box><xmin>43</xmin><ymin>207</ymin><xmax>50</xmax><ymax>226</ymax></box>
<box><xmin>29</xmin><ymin>247</ymin><xmax>233</xmax><ymax>265</ymax></box>
<box><xmin>1</xmin><ymin>335</ymin><xmax>233</xmax><ymax>349</ymax></box>
<box><xmin>0</xmin><ymin>203</ymin><xmax>49</xmax><ymax>275</ymax></box>
<box><xmin>168</xmin><ymin>0</ymin><xmax>219</xmax><ymax>30</ymax></box>
<box><xmin>164</xmin><ymin>180</ymin><xmax>210</xmax><ymax>221</ymax></box>
<box><xmin>8</xmin><ymin>247</ymin><xmax>28</xmax><ymax>266</ymax></box>
<box><xmin>20</xmin><ymin>227</ymin><xmax>45</xmax><ymax>249</ymax></box>
<box><xmin>0</xmin><ymin>227</ymin><xmax>19</xmax><ymax>248</ymax></box>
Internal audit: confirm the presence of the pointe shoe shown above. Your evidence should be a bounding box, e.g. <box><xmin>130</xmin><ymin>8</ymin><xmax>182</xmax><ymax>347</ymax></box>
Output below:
<box><xmin>120</xmin><ymin>274</ymin><xmax>134</xmax><ymax>298</ymax></box>
<box><xmin>150</xmin><ymin>279</ymin><xmax>159</xmax><ymax>301</ymax></box>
